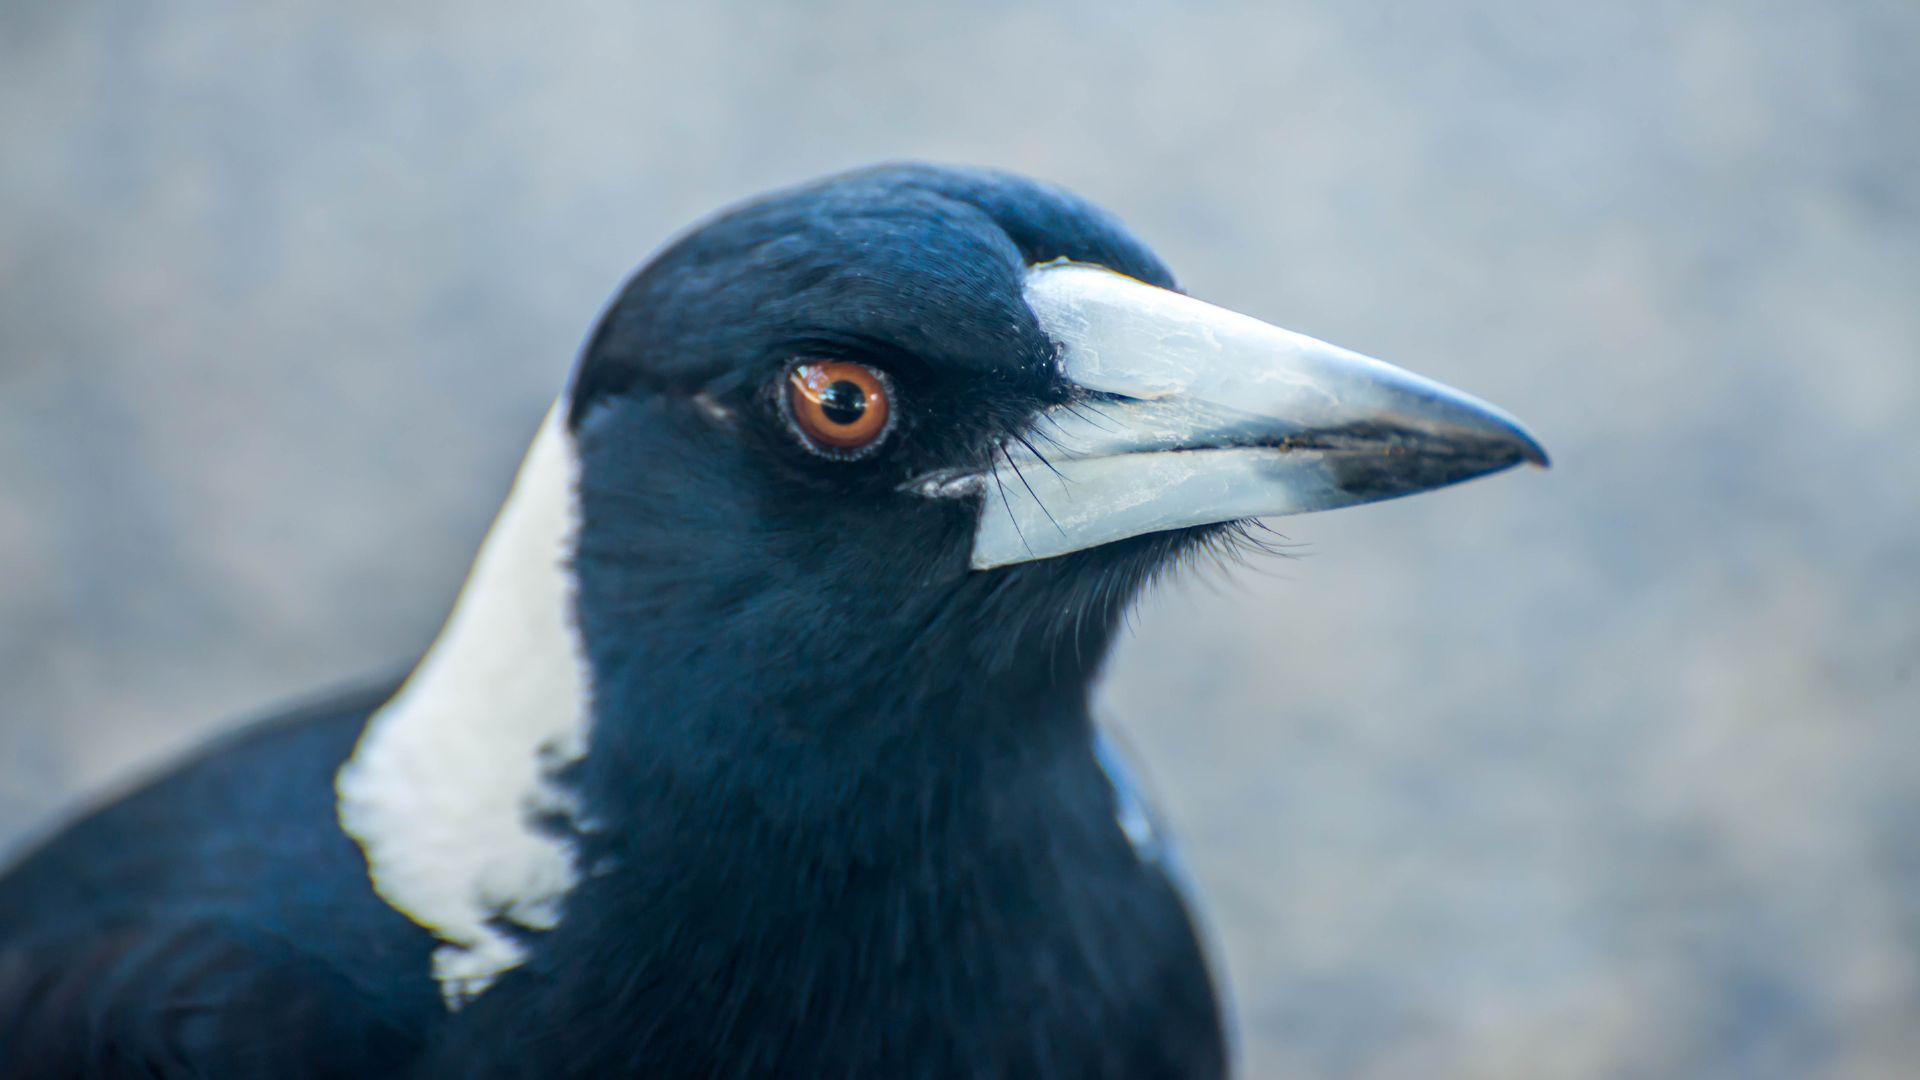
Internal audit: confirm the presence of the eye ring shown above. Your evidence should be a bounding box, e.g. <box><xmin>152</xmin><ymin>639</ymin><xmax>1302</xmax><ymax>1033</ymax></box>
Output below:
<box><xmin>783</xmin><ymin>360</ymin><xmax>895</xmax><ymax>458</ymax></box>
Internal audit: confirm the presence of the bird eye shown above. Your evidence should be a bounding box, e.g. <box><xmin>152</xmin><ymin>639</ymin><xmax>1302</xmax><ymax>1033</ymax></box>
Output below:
<box><xmin>784</xmin><ymin>361</ymin><xmax>894</xmax><ymax>456</ymax></box>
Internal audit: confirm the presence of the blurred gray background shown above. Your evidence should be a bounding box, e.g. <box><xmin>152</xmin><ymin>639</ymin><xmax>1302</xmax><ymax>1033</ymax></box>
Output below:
<box><xmin>3</xmin><ymin>1</ymin><xmax>1916</xmax><ymax>1076</ymax></box>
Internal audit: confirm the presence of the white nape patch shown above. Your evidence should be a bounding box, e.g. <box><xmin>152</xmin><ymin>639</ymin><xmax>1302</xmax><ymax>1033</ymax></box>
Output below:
<box><xmin>336</xmin><ymin>400</ymin><xmax>593</xmax><ymax>1010</ymax></box>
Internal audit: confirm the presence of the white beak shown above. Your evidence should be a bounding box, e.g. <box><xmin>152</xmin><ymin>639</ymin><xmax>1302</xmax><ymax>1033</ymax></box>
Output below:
<box><xmin>968</xmin><ymin>262</ymin><xmax>1548</xmax><ymax>569</ymax></box>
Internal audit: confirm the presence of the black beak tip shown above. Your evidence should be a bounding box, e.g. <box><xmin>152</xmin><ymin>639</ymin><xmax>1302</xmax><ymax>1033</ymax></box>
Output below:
<box><xmin>1488</xmin><ymin>415</ymin><xmax>1550</xmax><ymax>470</ymax></box>
<box><xmin>1520</xmin><ymin>436</ymin><xmax>1551</xmax><ymax>470</ymax></box>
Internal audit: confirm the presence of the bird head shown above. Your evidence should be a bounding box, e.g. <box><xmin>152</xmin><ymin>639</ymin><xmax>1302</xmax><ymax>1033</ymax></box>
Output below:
<box><xmin>559</xmin><ymin>165</ymin><xmax>1545</xmax><ymax>737</ymax></box>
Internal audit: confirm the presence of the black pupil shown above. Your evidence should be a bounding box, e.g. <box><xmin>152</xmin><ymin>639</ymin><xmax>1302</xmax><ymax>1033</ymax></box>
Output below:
<box><xmin>819</xmin><ymin>380</ymin><xmax>867</xmax><ymax>426</ymax></box>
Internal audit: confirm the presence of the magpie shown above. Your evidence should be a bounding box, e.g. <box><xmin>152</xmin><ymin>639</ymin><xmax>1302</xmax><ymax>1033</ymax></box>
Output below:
<box><xmin>0</xmin><ymin>164</ymin><xmax>1546</xmax><ymax>1078</ymax></box>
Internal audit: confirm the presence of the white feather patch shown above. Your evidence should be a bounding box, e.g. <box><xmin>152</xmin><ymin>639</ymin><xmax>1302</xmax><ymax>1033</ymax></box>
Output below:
<box><xmin>1093</xmin><ymin>732</ymin><xmax>1162</xmax><ymax>864</ymax></box>
<box><xmin>336</xmin><ymin>400</ymin><xmax>593</xmax><ymax>1009</ymax></box>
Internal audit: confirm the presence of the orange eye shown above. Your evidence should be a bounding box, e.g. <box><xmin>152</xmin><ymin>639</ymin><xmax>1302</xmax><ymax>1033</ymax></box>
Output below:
<box><xmin>785</xmin><ymin>361</ymin><xmax>893</xmax><ymax>455</ymax></box>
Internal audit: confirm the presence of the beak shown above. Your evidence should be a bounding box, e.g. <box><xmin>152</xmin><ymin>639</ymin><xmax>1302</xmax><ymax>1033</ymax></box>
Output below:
<box><xmin>968</xmin><ymin>262</ymin><xmax>1548</xmax><ymax>570</ymax></box>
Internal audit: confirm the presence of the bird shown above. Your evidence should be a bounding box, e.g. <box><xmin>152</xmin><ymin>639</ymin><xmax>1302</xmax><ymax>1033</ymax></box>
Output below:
<box><xmin>0</xmin><ymin>163</ymin><xmax>1546</xmax><ymax>1078</ymax></box>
